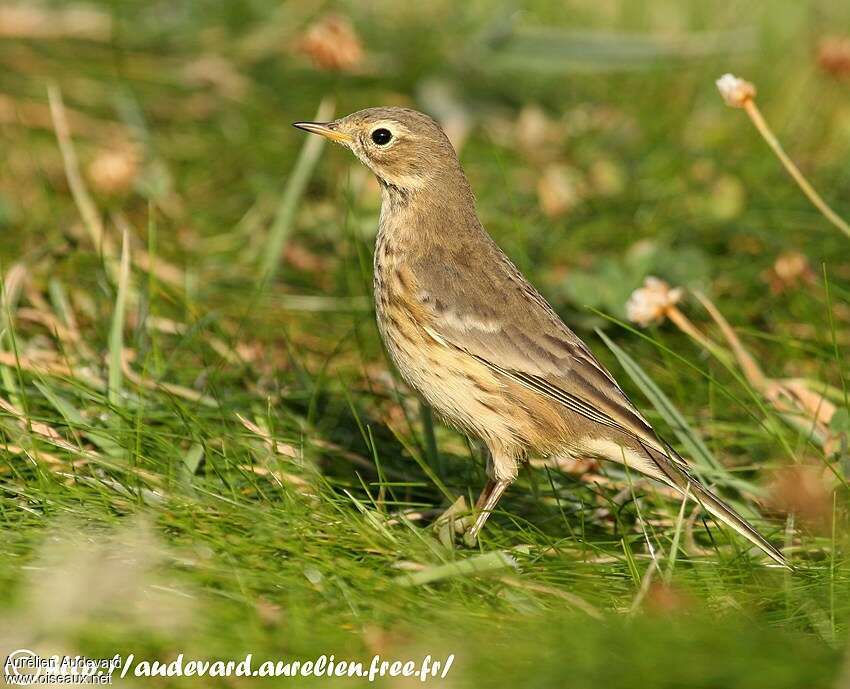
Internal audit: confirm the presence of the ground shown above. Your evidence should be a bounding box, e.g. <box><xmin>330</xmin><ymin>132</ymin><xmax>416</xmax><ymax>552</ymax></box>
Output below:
<box><xmin>0</xmin><ymin>1</ymin><xmax>849</xmax><ymax>687</ymax></box>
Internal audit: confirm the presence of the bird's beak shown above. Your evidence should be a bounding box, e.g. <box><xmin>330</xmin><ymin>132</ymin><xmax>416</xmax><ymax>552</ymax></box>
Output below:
<box><xmin>292</xmin><ymin>121</ymin><xmax>352</xmax><ymax>145</ymax></box>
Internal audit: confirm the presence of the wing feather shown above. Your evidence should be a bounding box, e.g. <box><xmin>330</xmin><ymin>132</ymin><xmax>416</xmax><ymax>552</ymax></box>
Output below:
<box><xmin>412</xmin><ymin>245</ymin><xmax>659</xmax><ymax>447</ymax></box>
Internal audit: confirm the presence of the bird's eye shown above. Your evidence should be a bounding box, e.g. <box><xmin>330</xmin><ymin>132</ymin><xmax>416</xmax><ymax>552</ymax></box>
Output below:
<box><xmin>371</xmin><ymin>128</ymin><xmax>392</xmax><ymax>145</ymax></box>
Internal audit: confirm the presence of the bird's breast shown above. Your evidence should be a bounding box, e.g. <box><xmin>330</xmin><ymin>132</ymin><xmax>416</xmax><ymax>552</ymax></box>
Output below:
<box><xmin>373</xmin><ymin>231</ymin><xmax>423</xmax><ymax>355</ymax></box>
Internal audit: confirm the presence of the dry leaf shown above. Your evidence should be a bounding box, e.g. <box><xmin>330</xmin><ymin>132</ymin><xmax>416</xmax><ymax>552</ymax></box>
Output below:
<box><xmin>762</xmin><ymin>250</ymin><xmax>815</xmax><ymax>294</ymax></box>
<box><xmin>817</xmin><ymin>36</ymin><xmax>850</xmax><ymax>78</ymax></box>
<box><xmin>767</xmin><ymin>465</ymin><xmax>835</xmax><ymax>532</ymax></box>
<box><xmin>644</xmin><ymin>582</ymin><xmax>694</xmax><ymax>615</ymax></box>
<box><xmin>294</xmin><ymin>14</ymin><xmax>364</xmax><ymax>72</ymax></box>
<box><xmin>87</xmin><ymin>143</ymin><xmax>139</xmax><ymax>195</ymax></box>
<box><xmin>515</xmin><ymin>104</ymin><xmax>566</xmax><ymax>160</ymax></box>
<box><xmin>763</xmin><ymin>378</ymin><xmax>837</xmax><ymax>444</ymax></box>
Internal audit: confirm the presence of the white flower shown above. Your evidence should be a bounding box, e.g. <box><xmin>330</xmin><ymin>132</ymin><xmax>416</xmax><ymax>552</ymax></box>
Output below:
<box><xmin>716</xmin><ymin>73</ymin><xmax>756</xmax><ymax>108</ymax></box>
<box><xmin>626</xmin><ymin>277</ymin><xmax>684</xmax><ymax>327</ymax></box>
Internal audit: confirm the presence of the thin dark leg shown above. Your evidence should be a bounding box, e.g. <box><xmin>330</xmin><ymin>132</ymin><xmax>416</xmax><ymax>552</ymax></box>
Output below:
<box><xmin>464</xmin><ymin>478</ymin><xmax>511</xmax><ymax>544</ymax></box>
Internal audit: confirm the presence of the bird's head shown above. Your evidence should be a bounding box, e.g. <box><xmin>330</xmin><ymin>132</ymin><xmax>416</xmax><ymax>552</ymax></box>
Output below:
<box><xmin>294</xmin><ymin>107</ymin><xmax>460</xmax><ymax>192</ymax></box>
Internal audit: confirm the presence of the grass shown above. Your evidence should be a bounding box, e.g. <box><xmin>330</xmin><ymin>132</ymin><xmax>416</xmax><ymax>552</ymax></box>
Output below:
<box><xmin>1</xmin><ymin>0</ymin><xmax>849</xmax><ymax>686</ymax></box>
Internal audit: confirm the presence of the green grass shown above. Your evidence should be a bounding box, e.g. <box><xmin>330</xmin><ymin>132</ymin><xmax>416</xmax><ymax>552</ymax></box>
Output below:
<box><xmin>1</xmin><ymin>1</ymin><xmax>849</xmax><ymax>686</ymax></box>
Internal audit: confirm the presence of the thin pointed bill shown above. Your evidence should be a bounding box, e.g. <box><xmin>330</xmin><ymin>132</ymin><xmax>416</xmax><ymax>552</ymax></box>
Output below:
<box><xmin>292</xmin><ymin>121</ymin><xmax>352</xmax><ymax>144</ymax></box>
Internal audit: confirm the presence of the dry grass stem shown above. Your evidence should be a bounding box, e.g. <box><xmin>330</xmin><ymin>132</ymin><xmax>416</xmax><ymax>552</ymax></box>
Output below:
<box><xmin>717</xmin><ymin>73</ymin><xmax>850</xmax><ymax>240</ymax></box>
<box><xmin>237</xmin><ymin>464</ymin><xmax>312</xmax><ymax>491</ymax></box>
<box><xmin>4</xmin><ymin>444</ymin><xmax>64</xmax><ymax>467</ymax></box>
<box><xmin>0</xmin><ymin>94</ymin><xmax>124</xmax><ymax>138</ymax></box>
<box><xmin>693</xmin><ymin>291</ymin><xmax>839</xmax><ymax>450</ymax></box>
<box><xmin>261</xmin><ymin>97</ymin><xmax>335</xmax><ymax>281</ymax></box>
<box><xmin>665</xmin><ymin>306</ymin><xmax>731</xmax><ymax>363</ymax></box>
<box><xmin>236</xmin><ymin>413</ymin><xmax>299</xmax><ymax>459</ymax></box>
<box><xmin>501</xmin><ymin>576</ymin><xmax>603</xmax><ymax>620</ymax></box>
<box><xmin>47</xmin><ymin>84</ymin><xmax>115</xmax><ymax>261</ymax></box>
<box><xmin>0</xmin><ymin>395</ymin><xmax>76</xmax><ymax>452</ymax></box>
<box><xmin>692</xmin><ymin>290</ymin><xmax>769</xmax><ymax>389</ymax></box>
<box><xmin>0</xmin><ymin>4</ymin><xmax>111</xmax><ymax>40</ymax></box>
<box><xmin>0</xmin><ymin>350</ymin><xmax>76</xmax><ymax>379</ymax></box>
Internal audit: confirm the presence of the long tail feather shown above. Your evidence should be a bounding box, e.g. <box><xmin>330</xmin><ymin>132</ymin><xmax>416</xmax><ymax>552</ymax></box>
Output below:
<box><xmin>644</xmin><ymin>444</ymin><xmax>790</xmax><ymax>569</ymax></box>
<box><xmin>685</xmin><ymin>480</ymin><xmax>789</xmax><ymax>568</ymax></box>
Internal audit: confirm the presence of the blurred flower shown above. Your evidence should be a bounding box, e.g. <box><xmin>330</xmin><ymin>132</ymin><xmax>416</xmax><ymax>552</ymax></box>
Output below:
<box><xmin>708</xmin><ymin>174</ymin><xmax>746</xmax><ymax>221</ymax></box>
<box><xmin>715</xmin><ymin>73</ymin><xmax>756</xmax><ymax>108</ymax></box>
<box><xmin>516</xmin><ymin>105</ymin><xmax>549</xmax><ymax>152</ymax></box>
<box><xmin>762</xmin><ymin>250</ymin><xmax>815</xmax><ymax>294</ymax></box>
<box><xmin>767</xmin><ymin>464</ymin><xmax>835</xmax><ymax>533</ymax></box>
<box><xmin>87</xmin><ymin>143</ymin><xmax>139</xmax><ymax>195</ymax></box>
<box><xmin>817</xmin><ymin>36</ymin><xmax>850</xmax><ymax>78</ymax></box>
<box><xmin>536</xmin><ymin>164</ymin><xmax>583</xmax><ymax>218</ymax></box>
<box><xmin>294</xmin><ymin>14</ymin><xmax>364</xmax><ymax>72</ymax></box>
<box><xmin>626</xmin><ymin>277</ymin><xmax>684</xmax><ymax>327</ymax></box>
<box><xmin>515</xmin><ymin>105</ymin><xmax>568</xmax><ymax>161</ymax></box>
<box><xmin>183</xmin><ymin>54</ymin><xmax>249</xmax><ymax>99</ymax></box>
<box><xmin>689</xmin><ymin>159</ymin><xmax>716</xmax><ymax>184</ymax></box>
<box><xmin>588</xmin><ymin>158</ymin><xmax>626</xmax><ymax>197</ymax></box>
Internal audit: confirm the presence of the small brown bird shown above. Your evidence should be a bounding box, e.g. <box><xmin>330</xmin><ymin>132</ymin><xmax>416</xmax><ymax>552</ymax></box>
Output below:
<box><xmin>294</xmin><ymin>107</ymin><xmax>787</xmax><ymax>567</ymax></box>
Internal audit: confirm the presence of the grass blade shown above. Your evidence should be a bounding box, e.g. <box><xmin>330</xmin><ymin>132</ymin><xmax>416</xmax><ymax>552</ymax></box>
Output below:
<box><xmin>260</xmin><ymin>97</ymin><xmax>335</xmax><ymax>282</ymax></box>
<box><xmin>108</xmin><ymin>230</ymin><xmax>131</xmax><ymax>408</ymax></box>
<box><xmin>397</xmin><ymin>551</ymin><xmax>517</xmax><ymax>587</ymax></box>
<box><xmin>597</xmin><ymin>329</ymin><xmax>722</xmax><ymax>475</ymax></box>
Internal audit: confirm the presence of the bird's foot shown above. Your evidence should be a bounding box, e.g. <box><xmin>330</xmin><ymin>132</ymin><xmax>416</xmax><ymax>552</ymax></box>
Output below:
<box><xmin>431</xmin><ymin>496</ymin><xmax>477</xmax><ymax>549</ymax></box>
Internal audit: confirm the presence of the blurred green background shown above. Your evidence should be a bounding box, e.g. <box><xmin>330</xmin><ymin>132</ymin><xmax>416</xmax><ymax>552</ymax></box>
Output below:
<box><xmin>1</xmin><ymin>1</ymin><xmax>849</xmax><ymax>686</ymax></box>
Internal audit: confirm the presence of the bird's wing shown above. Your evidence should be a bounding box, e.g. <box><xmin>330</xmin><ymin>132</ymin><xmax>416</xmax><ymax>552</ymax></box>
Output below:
<box><xmin>408</xmin><ymin>241</ymin><xmax>789</xmax><ymax>568</ymax></box>
<box><xmin>409</xmin><ymin>241</ymin><xmax>668</xmax><ymax>454</ymax></box>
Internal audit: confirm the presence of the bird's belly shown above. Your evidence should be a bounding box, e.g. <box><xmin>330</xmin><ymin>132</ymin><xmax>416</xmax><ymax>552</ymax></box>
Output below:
<box><xmin>375</xmin><ymin>296</ymin><xmax>530</xmax><ymax>476</ymax></box>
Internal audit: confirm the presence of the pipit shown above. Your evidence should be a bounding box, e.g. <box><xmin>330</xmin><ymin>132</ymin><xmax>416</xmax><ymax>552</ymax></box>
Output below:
<box><xmin>294</xmin><ymin>107</ymin><xmax>788</xmax><ymax>567</ymax></box>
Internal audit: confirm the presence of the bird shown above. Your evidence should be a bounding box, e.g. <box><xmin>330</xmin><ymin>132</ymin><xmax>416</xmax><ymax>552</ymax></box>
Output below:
<box><xmin>293</xmin><ymin>107</ymin><xmax>788</xmax><ymax>568</ymax></box>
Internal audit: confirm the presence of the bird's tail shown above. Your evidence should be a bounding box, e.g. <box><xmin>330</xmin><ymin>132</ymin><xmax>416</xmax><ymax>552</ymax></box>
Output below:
<box><xmin>644</xmin><ymin>444</ymin><xmax>790</xmax><ymax>569</ymax></box>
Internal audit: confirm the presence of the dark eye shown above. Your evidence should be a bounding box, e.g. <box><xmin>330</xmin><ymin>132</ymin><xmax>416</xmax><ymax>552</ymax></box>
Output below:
<box><xmin>371</xmin><ymin>128</ymin><xmax>392</xmax><ymax>145</ymax></box>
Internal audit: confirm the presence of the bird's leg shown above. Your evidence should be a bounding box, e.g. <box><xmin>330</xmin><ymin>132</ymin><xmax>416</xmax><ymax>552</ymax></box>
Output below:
<box><xmin>463</xmin><ymin>478</ymin><xmax>511</xmax><ymax>546</ymax></box>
